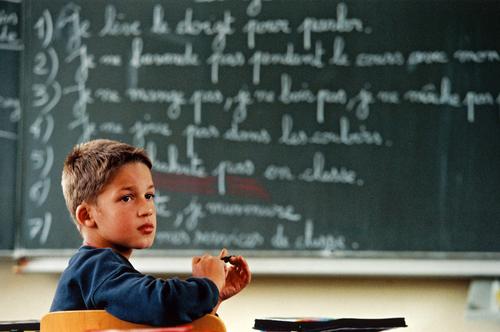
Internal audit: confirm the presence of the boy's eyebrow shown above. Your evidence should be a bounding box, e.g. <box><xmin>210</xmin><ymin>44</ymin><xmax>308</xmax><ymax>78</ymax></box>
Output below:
<box><xmin>118</xmin><ymin>184</ymin><xmax>155</xmax><ymax>191</ymax></box>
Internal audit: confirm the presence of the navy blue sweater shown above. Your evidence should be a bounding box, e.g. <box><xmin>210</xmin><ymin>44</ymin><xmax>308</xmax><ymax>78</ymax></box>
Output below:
<box><xmin>50</xmin><ymin>246</ymin><xmax>219</xmax><ymax>326</ymax></box>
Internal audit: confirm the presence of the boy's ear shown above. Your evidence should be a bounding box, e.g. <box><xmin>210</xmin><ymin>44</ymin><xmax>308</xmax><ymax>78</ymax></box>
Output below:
<box><xmin>75</xmin><ymin>203</ymin><xmax>97</xmax><ymax>228</ymax></box>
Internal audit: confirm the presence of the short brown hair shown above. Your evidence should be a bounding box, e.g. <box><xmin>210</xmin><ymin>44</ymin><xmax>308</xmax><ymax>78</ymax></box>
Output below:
<box><xmin>61</xmin><ymin>139</ymin><xmax>152</xmax><ymax>225</ymax></box>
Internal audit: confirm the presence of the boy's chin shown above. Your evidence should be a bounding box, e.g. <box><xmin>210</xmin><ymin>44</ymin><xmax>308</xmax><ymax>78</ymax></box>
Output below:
<box><xmin>135</xmin><ymin>240</ymin><xmax>154</xmax><ymax>249</ymax></box>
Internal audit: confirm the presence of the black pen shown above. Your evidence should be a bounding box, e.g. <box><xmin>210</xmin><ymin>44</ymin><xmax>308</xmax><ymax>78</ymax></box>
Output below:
<box><xmin>221</xmin><ymin>255</ymin><xmax>234</xmax><ymax>263</ymax></box>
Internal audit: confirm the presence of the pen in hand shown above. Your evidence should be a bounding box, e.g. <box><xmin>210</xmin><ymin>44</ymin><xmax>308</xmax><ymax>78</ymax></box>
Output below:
<box><xmin>221</xmin><ymin>255</ymin><xmax>234</xmax><ymax>263</ymax></box>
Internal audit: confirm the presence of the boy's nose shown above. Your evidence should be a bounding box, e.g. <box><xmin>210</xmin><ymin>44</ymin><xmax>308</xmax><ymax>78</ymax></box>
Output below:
<box><xmin>138</xmin><ymin>207</ymin><xmax>154</xmax><ymax>217</ymax></box>
<box><xmin>138</xmin><ymin>201</ymin><xmax>154</xmax><ymax>216</ymax></box>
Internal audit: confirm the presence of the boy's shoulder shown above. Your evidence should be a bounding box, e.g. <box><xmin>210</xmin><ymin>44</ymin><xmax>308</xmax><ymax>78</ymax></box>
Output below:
<box><xmin>52</xmin><ymin>246</ymin><xmax>141</xmax><ymax>312</ymax></box>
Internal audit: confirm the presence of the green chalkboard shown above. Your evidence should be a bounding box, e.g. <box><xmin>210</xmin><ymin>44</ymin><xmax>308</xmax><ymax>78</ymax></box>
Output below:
<box><xmin>0</xmin><ymin>0</ymin><xmax>21</xmax><ymax>251</ymax></box>
<box><xmin>17</xmin><ymin>0</ymin><xmax>500</xmax><ymax>258</ymax></box>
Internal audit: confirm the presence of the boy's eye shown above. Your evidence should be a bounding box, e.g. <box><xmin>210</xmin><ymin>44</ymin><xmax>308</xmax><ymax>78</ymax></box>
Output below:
<box><xmin>145</xmin><ymin>193</ymin><xmax>155</xmax><ymax>200</ymax></box>
<box><xmin>121</xmin><ymin>195</ymin><xmax>132</xmax><ymax>202</ymax></box>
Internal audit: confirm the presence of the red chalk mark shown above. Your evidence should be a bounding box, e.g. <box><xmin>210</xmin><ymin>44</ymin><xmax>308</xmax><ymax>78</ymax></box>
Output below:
<box><xmin>153</xmin><ymin>173</ymin><xmax>216</xmax><ymax>195</ymax></box>
<box><xmin>153</xmin><ymin>172</ymin><xmax>271</xmax><ymax>201</ymax></box>
<box><xmin>226</xmin><ymin>176</ymin><xmax>271</xmax><ymax>201</ymax></box>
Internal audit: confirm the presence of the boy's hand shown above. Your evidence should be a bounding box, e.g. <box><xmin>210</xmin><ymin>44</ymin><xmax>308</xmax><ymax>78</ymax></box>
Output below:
<box><xmin>218</xmin><ymin>248</ymin><xmax>251</xmax><ymax>301</ymax></box>
<box><xmin>192</xmin><ymin>254</ymin><xmax>226</xmax><ymax>291</ymax></box>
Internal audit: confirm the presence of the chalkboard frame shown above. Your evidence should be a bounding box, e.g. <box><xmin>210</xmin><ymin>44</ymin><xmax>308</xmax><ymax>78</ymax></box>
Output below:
<box><xmin>9</xmin><ymin>0</ymin><xmax>500</xmax><ymax>275</ymax></box>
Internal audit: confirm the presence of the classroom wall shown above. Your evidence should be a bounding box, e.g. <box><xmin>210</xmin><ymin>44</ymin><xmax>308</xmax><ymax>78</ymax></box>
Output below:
<box><xmin>1</xmin><ymin>260</ymin><xmax>498</xmax><ymax>332</ymax></box>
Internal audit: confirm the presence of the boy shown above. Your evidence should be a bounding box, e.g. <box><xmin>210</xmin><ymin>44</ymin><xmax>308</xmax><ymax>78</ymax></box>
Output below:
<box><xmin>50</xmin><ymin>139</ymin><xmax>251</xmax><ymax>326</ymax></box>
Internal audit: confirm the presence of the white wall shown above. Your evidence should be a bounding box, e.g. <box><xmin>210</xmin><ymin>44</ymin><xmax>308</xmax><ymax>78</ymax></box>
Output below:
<box><xmin>1</xmin><ymin>260</ymin><xmax>498</xmax><ymax>332</ymax></box>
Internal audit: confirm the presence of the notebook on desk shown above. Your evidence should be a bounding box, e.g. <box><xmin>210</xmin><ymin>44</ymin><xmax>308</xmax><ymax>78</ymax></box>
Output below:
<box><xmin>253</xmin><ymin>317</ymin><xmax>407</xmax><ymax>331</ymax></box>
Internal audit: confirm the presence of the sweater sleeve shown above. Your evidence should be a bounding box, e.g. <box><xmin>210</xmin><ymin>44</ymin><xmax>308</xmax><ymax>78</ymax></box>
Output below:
<box><xmin>81</xmin><ymin>250</ymin><xmax>219</xmax><ymax>326</ymax></box>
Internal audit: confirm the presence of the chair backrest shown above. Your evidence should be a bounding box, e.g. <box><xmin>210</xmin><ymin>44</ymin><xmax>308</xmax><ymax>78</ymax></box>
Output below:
<box><xmin>40</xmin><ymin>310</ymin><xmax>226</xmax><ymax>332</ymax></box>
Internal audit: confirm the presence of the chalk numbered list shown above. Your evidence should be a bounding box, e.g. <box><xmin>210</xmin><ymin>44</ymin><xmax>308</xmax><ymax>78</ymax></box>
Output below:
<box><xmin>19</xmin><ymin>0</ymin><xmax>500</xmax><ymax>255</ymax></box>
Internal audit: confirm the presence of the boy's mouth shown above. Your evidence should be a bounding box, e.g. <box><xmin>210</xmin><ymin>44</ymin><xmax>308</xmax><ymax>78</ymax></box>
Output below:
<box><xmin>138</xmin><ymin>223</ymin><xmax>155</xmax><ymax>234</ymax></box>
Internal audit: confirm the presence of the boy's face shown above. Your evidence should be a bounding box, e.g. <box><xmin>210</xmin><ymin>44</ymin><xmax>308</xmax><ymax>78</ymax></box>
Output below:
<box><xmin>89</xmin><ymin>162</ymin><xmax>156</xmax><ymax>256</ymax></box>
